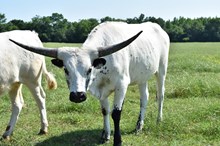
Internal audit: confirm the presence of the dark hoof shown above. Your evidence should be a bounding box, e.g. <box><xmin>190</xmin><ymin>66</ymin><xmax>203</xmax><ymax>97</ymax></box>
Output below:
<box><xmin>100</xmin><ymin>138</ymin><xmax>110</xmax><ymax>144</ymax></box>
<box><xmin>100</xmin><ymin>130</ymin><xmax>110</xmax><ymax>144</ymax></box>
<box><xmin>135</xmin><ymin>125</ymin><xmax>143</xmax><ymax>135</ymax></box>
<box><xmin>38</xmin><ymin>129</ymin><xmax>48</xmax><ymax>135</ymax></box>
<box><xmin>113</xmin><ymin>142</ymin><xmax>122</xmax><ymax>146</ymax></box>
<box><xmin>113</xmin><ymin>138</ymin><xmax>122</xmax><ymax>146</ymax></box>
<box><xmin>2</xmin><ymin>135</ymin><xmax>10</xmax><ymax>141</ymax></box>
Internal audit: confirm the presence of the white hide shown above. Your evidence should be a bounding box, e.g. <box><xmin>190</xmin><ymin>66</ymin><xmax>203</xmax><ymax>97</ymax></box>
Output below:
<box><xmin>0</xmin><ymin>30</ymin><xmax>57</xmax><ymax>139</ymax></box>
<box><xmin>84</xmin><ymin>22</ymin><xmax>169</xmax><ymax>142</ymax></box>
<box><xmin>56</xmin><ymin>22</ymin><xmax>169</xmax><ymax>143</ymax></box>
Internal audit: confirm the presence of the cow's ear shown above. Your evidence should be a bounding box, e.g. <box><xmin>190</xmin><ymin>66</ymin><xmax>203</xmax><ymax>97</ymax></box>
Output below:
<box><xmin>92</xmin><ymin>58</ymin><xmax>106</xmax><ymax>69</ymax></box>
<box><xmin>51</xmin><ymin>59</ymin><xmax>64</xmax><ymax>68</ymax></box>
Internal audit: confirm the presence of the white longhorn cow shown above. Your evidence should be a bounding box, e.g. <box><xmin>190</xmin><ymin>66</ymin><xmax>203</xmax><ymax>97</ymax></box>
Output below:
<box><xmin>1</xmin><ymin>30</ymin><xmax>57</xmax><ymax>140</ymax></box>
<box><xmin>10</xmin><ymin>22</ymin><xmax>170</xmax><ymax>146</ymax></box>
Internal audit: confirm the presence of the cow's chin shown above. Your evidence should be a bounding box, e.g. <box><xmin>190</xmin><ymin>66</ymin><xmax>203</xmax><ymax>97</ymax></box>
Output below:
<box><xmin>69</xmin><ymin>92</ymin><xmax>87</xmax><ymax>103</ymax></box>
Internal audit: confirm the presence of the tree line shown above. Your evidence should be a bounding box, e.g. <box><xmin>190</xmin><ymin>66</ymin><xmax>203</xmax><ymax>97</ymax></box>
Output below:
<box><xmin>1</xmin><ymin>13</ymin><xmax>220</xmax><ymax>43</ymax></box>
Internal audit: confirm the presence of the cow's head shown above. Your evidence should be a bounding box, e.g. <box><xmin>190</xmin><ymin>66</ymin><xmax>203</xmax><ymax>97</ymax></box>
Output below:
<box><xmin>9</xmin><ymin>31</ymin><xmax>142</xmax><ymax>103</ymax></box>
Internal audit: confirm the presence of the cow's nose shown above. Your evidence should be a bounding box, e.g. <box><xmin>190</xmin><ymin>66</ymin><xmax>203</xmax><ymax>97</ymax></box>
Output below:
<box><xmin>69</xmin><ymin>92</ymin><xmax>87</xmax><ymax>103</ymax></box>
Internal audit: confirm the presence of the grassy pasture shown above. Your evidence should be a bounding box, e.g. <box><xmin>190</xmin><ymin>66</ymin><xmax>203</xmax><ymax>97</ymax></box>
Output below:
<box><xmin>0</xmin><ymin>42</ymin><xmax>220</xmax><ymax>146</ymax></box>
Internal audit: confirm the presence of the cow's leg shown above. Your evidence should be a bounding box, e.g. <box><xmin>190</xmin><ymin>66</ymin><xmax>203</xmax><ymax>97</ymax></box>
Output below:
<box><xmin>27</xmin><ymin>84</ymin><xmax>48</xmax><ymax>134</ymax></box>
<box><xmin>3</xmin><ymin>83</ymin><xmax>24</xmax><ymax>140</ymax></box>
<box><xmin>155</xmin><ymin>69</ymin><xmax>166</xmax><ymax>123</ymax></box>
<box><xmin>100</xmin><ymin>98</ymin><xmax>111</xmax><ymax>143</ymax></box>
<box><xmin>112</xmin><ymin>83</ymin><xmax>128</xmax><ymax>146</ymax></box>
<box><xmin>136</xmin><ymin>83</ymin><xmax>149</xmax><ymax>132</ymax></box>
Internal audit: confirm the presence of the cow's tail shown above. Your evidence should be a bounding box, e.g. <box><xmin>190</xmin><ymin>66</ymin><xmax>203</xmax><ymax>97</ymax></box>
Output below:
<box><xmin>42</xmin><ymin>60</ymin><xmax>57</xmax><ymax>90</ymax></box>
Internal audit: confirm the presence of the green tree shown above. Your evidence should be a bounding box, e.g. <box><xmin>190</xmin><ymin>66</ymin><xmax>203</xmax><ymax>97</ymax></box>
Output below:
<box><xmin>165</xmin><ymin>20</ymin><xmax>184</xmax><ymax>42</ymax></box>
<box><xmin>100</xmin><ymin>16</ymin><xmax>124</xmax><ymax>23</ymax></box>
<box><xmin>65</xmin><ymin>22</ymin><xmax>77</xmax><ymax>43</ymax></box>
<box><xmin>189</xmin><ymin>19</ymin><xmax>205</xmax><ymax>41</ymax></box>
<box><xmin>6</xmin><ymin>19</ymin><xmax>27</xmax><ymax>30</ymax></box>
<box><xmin>49</xmin><ymin>13</ymin><xmax>69</xmax><ymax>42</ymax></box>
<box><xmin>0</xmin><ymin>13</ymin><xmax>7</xmax><ymax>32</ymax></box>
<box><xmin>100</xmin><ymin>16</ymin><xmax>114</xmax><ymax>23</ymax></box>
<box><xmin>30</xmin><ymin>13</ymin><xmax>69</xmax><ymax>42</ymax></box>
<box><xmin>74</xmin><ymin>19</ymin><xmax>99</xmax><ymax>42</ymax></box>
<box><xmin>204</xmin><ymin>17</ymin><xmax>220</xmax><ymax>41</ymax></box>
<box><xmin>3</xmin><ymin>12</ymin><xmax>220</xmax><ymax>42</ymax></box>
<box><xmin>31</xmin><ymin>15</ymin><xmax>52</xmax><ymax>41</ymax></box>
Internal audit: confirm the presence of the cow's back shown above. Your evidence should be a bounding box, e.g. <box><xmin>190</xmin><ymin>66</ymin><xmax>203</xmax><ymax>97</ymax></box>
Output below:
<box><xmin>84</xmin><ymin>22</ymin><xmax>169</xmax><ymax>75</ymax></box>
<box><xmin>0</xmin><ymin>30</ymin><xmax>44</xmax><ymax>95</ymax></box>
<box><xmin>85</xmin><ymin>22</ymin><xmax>170</xmax><ymax>98</ymax></box>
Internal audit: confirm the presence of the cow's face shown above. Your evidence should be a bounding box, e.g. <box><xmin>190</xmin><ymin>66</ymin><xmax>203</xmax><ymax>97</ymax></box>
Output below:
<box><xmin>51</xmin><ymin>47</ymin><xmax>106</xmax><ymax>103</ymax></box>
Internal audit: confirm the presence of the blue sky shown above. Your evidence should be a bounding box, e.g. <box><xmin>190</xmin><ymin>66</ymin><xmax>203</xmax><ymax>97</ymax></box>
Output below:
<box><xmin>1</xmin><ymin>0</ymin><xmax>220</xmax><ymax>22</ymax></box>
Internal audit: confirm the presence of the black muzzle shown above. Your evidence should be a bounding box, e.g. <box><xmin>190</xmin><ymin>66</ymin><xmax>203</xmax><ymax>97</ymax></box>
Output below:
<box><xmin>69</xmin><ymin>92</ymin><xmax>87</xmax><ymax>103</ymax></box>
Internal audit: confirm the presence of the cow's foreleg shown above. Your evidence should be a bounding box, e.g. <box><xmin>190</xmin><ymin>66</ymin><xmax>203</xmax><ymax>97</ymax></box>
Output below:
<box><xmin>112</xmin><ymin>83</ymin><xmax>128</xmax><ymax>146</ymax></box>
<box><xmin>100</xmin><ymin>98</ymin><xmax>111</xmax><ymax>143</ymax></box>
<box><xmin>3</xmin><ymin>83</ymin><xmax>23</xmax><ymax>140</ymax></box>
<box><xmin>112</xmin><ymin>108</ymin><xmax>122</xmax><ymax>146</ymax></box>
<box><xmin>28</xmin><ymin>84</ymin><xmax>48</xmax><ymax>135</ymax></box>
<box><xmin>136</xmin><ymin>83</ymin><xmax>149</xmax><ymax>132</ymax></box>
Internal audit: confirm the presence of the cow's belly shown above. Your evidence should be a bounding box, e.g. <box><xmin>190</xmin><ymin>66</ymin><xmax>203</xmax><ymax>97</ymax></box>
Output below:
<box><xmin>0</xmin><ymin>74</ymin><xmax>17</xmax><ymax>96</ymax></box>
<box><xmin>129</xmin><ymin>61</ymin><xmax>157</xmax><ymax>84</ymax></box>
<box><xmin>129</xmin><ymin>70</ymin><xmax>156</xmax><ymax>85</ymax></box>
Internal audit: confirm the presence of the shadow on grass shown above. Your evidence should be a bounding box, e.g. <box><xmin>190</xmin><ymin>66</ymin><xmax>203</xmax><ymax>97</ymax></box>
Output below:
<box><xmin>35</xmin><ymin>129</ymin><xmax>103</xmax><ymax>146</ymax></box>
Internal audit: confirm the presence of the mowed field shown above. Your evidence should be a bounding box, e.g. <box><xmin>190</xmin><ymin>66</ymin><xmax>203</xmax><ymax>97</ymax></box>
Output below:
<box><xmin>0</xmin><ymin>42</ymin><xmax>220</xmax><ymax>146</ymax></box>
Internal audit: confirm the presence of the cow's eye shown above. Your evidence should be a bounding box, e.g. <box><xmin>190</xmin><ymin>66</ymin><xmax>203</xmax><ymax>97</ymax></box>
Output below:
<box><xmin>87</xmin><ymin>68</ymin><xmax>92</xmax><ymax>75</ymax></box>
<box><xmin>64</xmin><ymin>68</ymin><xmax>69</xmax><ymax>75</ymax></box>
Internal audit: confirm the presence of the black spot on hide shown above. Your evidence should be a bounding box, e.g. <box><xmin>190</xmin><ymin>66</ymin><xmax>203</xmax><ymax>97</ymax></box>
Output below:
<box><xmin>5</xmin><ymin>126</ymin><xmax>10</xmax><ymax>131</ymax></box>
<box><xmin>51</xmin><ymin>59</ymin><xmax>64</xmax><ymax>68</ymax></box>
<box><xmin>102</xmin><ymin>108</ymin><xmax>107</xmax><ymax>116</ymax></box>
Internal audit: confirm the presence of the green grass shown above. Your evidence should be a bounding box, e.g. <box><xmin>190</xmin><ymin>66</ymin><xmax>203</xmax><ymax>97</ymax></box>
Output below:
<box><xmin>0</xmin><ymin>42</ymin><xmax>220</xmax><ymax>146</ymax></box>
<box><xmin>43</xmin><ymin>42</ymin><xmax>81</xmax><ymax>48</ymax></box>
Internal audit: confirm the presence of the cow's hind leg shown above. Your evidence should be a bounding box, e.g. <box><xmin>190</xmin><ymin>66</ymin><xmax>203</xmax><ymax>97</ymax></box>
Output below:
<box><xmin>100</xmin><ymin>98</ymin><xmax>111</xmax><ymax>143</ymax></box>
<box><xmin>135</xmin><ymin>83</ymin><xmax>149</xmax><ymax>132</ymax></box>
<box><xmin>155</xmin><ymin>67</ymin><xmax>166</xmax><ymax>123</ymax></box>
<box><xmin>27</xmin><ymin>83</ymin><xmax>48</xmax><ymax>135</ymax></box>
<box><xmin>3</xmin><ymin>83</ymin><xmax>24</xmax><ymax>140</ymax></box>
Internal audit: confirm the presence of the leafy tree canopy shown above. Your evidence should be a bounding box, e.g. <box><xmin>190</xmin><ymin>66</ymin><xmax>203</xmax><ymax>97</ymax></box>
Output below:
<box><xmin>0</xmin><ymin>13</ymin><xmax>220</xmax><ymax>42</ymax></box>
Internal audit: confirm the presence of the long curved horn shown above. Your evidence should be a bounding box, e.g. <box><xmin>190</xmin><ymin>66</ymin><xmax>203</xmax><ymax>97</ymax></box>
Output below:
<box><xmin>98</xmin><ymin>31</ymin><xmax>143</xmax><ymax>57</ymax></box>
<box><xmin>9</xmin><ymin>39</ymin><xmax>58</xmax><ymax>58</ymax></box>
